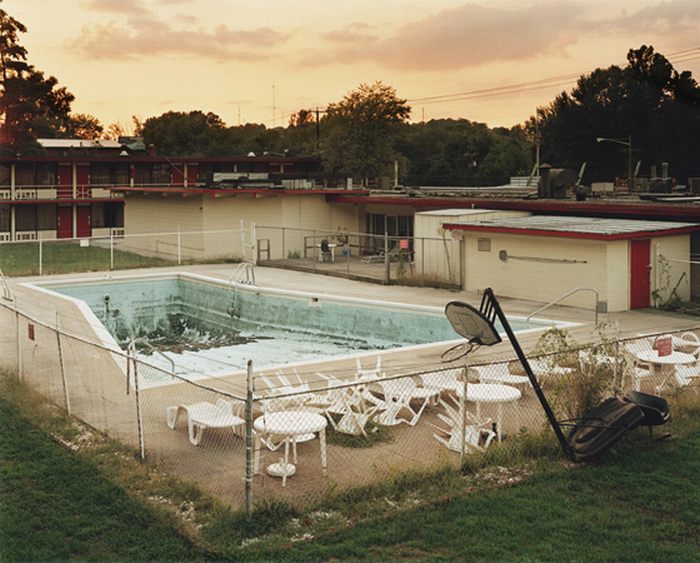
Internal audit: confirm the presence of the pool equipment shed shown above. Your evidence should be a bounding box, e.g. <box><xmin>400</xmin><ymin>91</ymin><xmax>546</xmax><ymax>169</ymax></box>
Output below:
<box><xmin>443</xmin><ymin>216</ymin><xmax>700</xmax><ymax>312</ymax></box>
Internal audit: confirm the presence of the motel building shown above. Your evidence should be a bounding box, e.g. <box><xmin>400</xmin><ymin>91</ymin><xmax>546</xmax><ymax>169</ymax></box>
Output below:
<box><xmin>3</xmin><ymin>138</ymin><xmax>700</xmax><ymax>313</ymax></box>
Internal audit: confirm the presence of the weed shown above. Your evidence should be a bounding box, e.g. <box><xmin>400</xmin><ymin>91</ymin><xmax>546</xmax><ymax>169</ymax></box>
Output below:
<box><xmin>325</xmin><ymin>419</ymin><xmax>394</xmax><ymax>448</ymax></box>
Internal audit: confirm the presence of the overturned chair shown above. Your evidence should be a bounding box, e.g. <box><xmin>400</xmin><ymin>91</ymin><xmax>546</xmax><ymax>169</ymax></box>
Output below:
<box><xmin>441</xmin><ymin>288</ymin><xmax>670</xmax><ymax>462</ymax></box>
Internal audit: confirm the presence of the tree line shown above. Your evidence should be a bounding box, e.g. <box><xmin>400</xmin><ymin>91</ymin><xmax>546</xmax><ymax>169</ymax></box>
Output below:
<box><xmin>2</xmin><ymin>1</ymin><xmax>698</xmax><ymax>186</ymax></box>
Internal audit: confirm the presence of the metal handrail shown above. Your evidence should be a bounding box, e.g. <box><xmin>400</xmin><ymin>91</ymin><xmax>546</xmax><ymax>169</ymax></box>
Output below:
<box><xmin>0</xmin><ymin>267</ymin><xmax>12</xmax><ymax>301</ymax></box>
<box><xmin>229</xmin><ymin>262</ymin><xmax>256</xmax><ymax>286</ymax></box>
<box><xmin>526</xmin><ymin>287</ymin><xmax>599</xmax><ymax>325</ymax></box>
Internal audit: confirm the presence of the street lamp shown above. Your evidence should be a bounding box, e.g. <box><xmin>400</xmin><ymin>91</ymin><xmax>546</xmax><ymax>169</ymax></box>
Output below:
<box><xmin>596</xmin><ymin>135</ymin><xmax>633</xmax><ymax>191</ymax></box>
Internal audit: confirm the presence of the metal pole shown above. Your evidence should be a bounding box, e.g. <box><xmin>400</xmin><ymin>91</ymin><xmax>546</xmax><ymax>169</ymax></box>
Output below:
<box><xmin>421</xmin><ymin>237</ymin><xmax>425</xmax><ymax>277</ymax></box>
<box><xmin>383</xmin><ymin>232</ymin><xmax>390</xmax><ymax>284</ymax></box>
<box><xmin>245</xmin><ymin>359</ymin><xmax>255</xmax><ymax>518</ymax></box>
<box><xmin>110</xmin><ymin>232</ymin><xmax>114</xmax><ymax>270</ymax></box>
<box><xmin>282</xmin><ymin>227</ymin><xmax>286</xmax><ymax>260</ymax></box>
<box><xmin>39</xmin><ymin>239</ymin><xmax>43</xmax><ymax>276</ymax></box>
<box><xmin>627</xmin><ymin>134</ymin><xmax>633</xmax><ymax>192</ymax></box>
<box><xmin>177</xmin><ymin>228</ymin><xmax>181</xmax><ymax>265</ymax></box>
<box><xmin>252</xmin><ymin>222</ymin><xmax>257</xmax><ymax>265</ymax></box>
<box><xmin>460</xmin><ymin>365</ymin><xmax>468</xmax><ymax>461</ymax></box>
<box><xmin>15</xmin><ymin>305</ymin><xmax>22</xmax><ymax>381</ymax></box>
<box><xmin>132</xmin><ymin>348</ymin><xmax>146</xmax><ymax>460</ymax></box>
<box><xmin>55</xmin><ymin>313</ymin><xmax>71</xmax><ymax>414</ymax></box>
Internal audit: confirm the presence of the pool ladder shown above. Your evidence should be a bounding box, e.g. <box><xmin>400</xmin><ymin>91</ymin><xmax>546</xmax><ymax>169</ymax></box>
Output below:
<box><xmin>229</xmin><ymin>262</ymin><xmax>256</xmax><ymax>286</ymax></box>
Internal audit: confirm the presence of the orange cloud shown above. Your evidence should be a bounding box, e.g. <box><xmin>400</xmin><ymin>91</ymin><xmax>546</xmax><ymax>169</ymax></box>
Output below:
<box><xmin>70</xmin><ymin>16</ymin><xmax>289</xmax><ymax>60</ymax></box>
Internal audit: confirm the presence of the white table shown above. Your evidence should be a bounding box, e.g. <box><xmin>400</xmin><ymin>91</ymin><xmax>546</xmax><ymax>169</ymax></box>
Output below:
<box><xmin>455</xmin><ymin>383</ymin><xmax>521</xmax><ymax>442</ymax></box>
<box><xmin>635</xmin><ymin>349</ymin><xmax>696</xmax><ymax>377</ymax></box>
<box><xmin>253</xmin><ymin>410</ymin><xmax>328</xmax><ymax>486</ymax></box>
<box><xmin>316</xmin><ymin>243</ymin><xmax>336</xmax><ymax>263</ymax></box>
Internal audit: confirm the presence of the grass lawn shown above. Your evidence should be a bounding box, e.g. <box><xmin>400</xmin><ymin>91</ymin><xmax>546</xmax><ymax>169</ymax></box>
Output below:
<box><xmin>2</xmin><ymin>380</ymin><xmax>700</xmax><ymax>561</ymax></box>
<box><xmin>242</xmin><ymin>432</ymin><xmax>700</xmax><ymax>561</ymax></box>
<box><xmin>0</xmin><ymin>397</ymin><xmax>210</xmax><ymax>561</ymax></box>
<box><xmin>0</xmin><ymin>240</ymin><xmax>173</xmax><ymax>276</ymax></box>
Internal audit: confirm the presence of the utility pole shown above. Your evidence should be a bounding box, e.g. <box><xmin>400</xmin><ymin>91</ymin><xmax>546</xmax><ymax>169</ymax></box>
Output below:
<box><xmin>272</xmin><ymin>83</ymin><xmax>276</xmax><ymax>126</ymax></box>
<box><xmin>315</xmin><ymin>107</ymin><xmax>320</xmax><ymax>154</ymax></box>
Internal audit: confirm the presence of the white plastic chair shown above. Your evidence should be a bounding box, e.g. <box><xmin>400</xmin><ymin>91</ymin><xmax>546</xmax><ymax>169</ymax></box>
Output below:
<box><xmin>166</xmin><ymin>399</ymin><xmax>245</xmax><ymax>446</ymax></box>
<box><xmin>431</xmin><ymin>395</ymin><xmax>495</xmax><ymax>453</ymax></box>
<box><xmin>672</xmin><ymin>364</ymin><xmax>700</xmax><ymax>388</ymax></box>
<box><xmin>472</xmin><ymin>363</ymin><xmax>529</xmax><ymax>388</ymax></box>
<box><xmin>374</xmin><ymin>377</ymin><xmax>437</xmax><ymax>426</ymax></box>
<box><xmin>418</xmin><ymin>367</ymin><xmax>463</xmax><ymax>396</ymax></box>
<box><xmin>316</xmin><ymin>372</ymin><xmax>379</xmax><ymax>436</ymax></box>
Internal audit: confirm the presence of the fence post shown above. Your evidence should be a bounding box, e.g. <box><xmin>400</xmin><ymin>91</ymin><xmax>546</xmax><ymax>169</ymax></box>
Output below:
<box><xmin>56</xmin><ymin>313</ymin><xmax>71</xmax><ymax>414</ymax></box>
<box><xmin>177</xmin><ymin>228</ymin><xmax>182</xmax><ymax>265</ymax></box>
<box><xmin>15</xmin><ymin>304</ymin><xmax>22</xmax><ymax>381</ymax></box>
<box><xmin>460</xmin><ymin>365</ymin><xmax>468</xmax><ymax>461</ymax></box>
<box><xmin>282</xmin><ymin>227</ymin><xmax>286</xmax><ymax>260</ymax></box>
<box><xmin>251</xmin><ymin>222</ymin><xmax>257</xmax><ymax>265</ymax></box>
<box><xmin>421</xmin><ymin>237</ymin><xmax>425</xmax><ymax>276</ymax></box>
<box><xmin>39</xmin><ymin>239</ymin><xmax>43</xmax><ymax>276</ymax></box>
<box><xmin>383</xmin><ymin>232</ymin><xmax>390</xmax><ymax>284</ymax></box>
<box><xmin>459</xmin><ymin>238</ymin><xmax>465</xmax><ymax>289</ymax></box>
<box><xmin>131</xmin><ymin>345</ymin><xmax>146</xmax><ymax>460</ymax></box>
<box><xmin>245</xmin><ymin>359</ymin><xmax>255</xmax><ymax>518</ymax></box>
<box><xmin>110</xmin><ymin>232</ymin><xmax>114</xmax><ymax>270</ymax></box>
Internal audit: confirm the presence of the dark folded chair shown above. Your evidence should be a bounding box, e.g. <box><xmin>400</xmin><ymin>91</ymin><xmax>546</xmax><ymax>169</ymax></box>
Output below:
<box><xmin>623</xmin><ymin>390</ymin><xmax>670</xmax><ymax>437</ymax></box>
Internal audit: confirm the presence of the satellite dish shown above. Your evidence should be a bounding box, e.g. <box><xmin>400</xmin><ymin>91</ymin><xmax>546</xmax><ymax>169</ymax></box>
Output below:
<box><xmin>445</xmin><ymin>301</ymin><xmax>502</xmax><ymax>346</ymax></box>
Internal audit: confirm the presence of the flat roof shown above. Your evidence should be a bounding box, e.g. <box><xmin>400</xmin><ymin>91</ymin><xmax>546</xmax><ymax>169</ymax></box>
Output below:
<box><xmin>38</xmin><ymin>138</ymin><xmax>123</xmax><ymax>149</ymax></box>
<box><xmin>443</xmin><ymin>215</ymin><xmax>700</xmax><ymax>241</ymax></box>
<box><xmin>416</xmin><ymin>208</ymin><xmax>497</xmax><ymax>216</ymax></box>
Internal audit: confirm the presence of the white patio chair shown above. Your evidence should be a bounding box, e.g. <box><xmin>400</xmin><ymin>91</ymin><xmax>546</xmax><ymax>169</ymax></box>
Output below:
<box><xmin>671</xmin><ymin>363</ymin><xmax>700</xmax><ymax>388</ymax></box>
<box><xmin>166</xmin><ymin>399</ymin><xmax>245</xmax><ymax>446</ymax></box>
<box><xmin>472</xmin><ymin>363</ymin><xmax>529</xmax><ymax>389</ymax></box>
<box><xmin>418</xmin><ymin>367</ymin><xmax>463</xmax><ymax>397</ymax></box>
<box><xmin>316</xmin><ymin>372</ymin><xmax>380</xmax><ymax>436</ymax></box>
<box><xmin>355</xmin><ymin>356</ymin><xmax>383</xmax><ymax>381</ymax></box>
<box><xmin>374</xmin><ymin>377</ymin><xmax>438</xmax><ymax>426</ymax></box>
<box><xmin>431</xmin><ymin>395</ymin><xmax>495</xmax><ymax>453</ymax></box>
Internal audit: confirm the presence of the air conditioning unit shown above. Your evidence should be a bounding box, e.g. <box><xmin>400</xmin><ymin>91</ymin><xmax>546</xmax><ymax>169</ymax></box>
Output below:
<box><xmin>17</xmin><ymin>190</ymin><xmax>37</xmax><ymax>200</ymax></box>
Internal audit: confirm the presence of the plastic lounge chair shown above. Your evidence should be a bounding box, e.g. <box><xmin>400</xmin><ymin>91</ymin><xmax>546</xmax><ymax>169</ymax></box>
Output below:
<box><xmin>623</xmin><ymin>390</ymin><xmax>670</xmax><ymax>437</ymax></box>
<box><xmin>166</xmin><ymin>399</ymin><xmax>245</xmax><ymax>446</ymax></box>
<box><xmin>316</xmin><ymin>372</ymin><xmax>379</xmax><ymax>436</ymax></box>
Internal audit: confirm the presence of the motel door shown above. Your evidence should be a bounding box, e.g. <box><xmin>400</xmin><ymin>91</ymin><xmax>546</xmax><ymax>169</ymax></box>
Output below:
<box><xmin>57</xmin><ymin>164</ymin><xmax>72</xmax><ymax>199</ymax></box>
<box><xmin>630</xmin><ymin>239</ymin><xmax>651</xmax><ymax>309</ymax></box>
<box><xmin>76</xmin><ymin>205</ymin><xmax>91</xmax><ymax>238</ymax></box>
<box><xmin>57</xmin><ymin>205</ymin><xmax>72</xmax><ymax>238</ymax></box>
<box><xmin>76</xmin><ymin>164</ymin><xmax>90</xmax><ymax>198</ymax></box>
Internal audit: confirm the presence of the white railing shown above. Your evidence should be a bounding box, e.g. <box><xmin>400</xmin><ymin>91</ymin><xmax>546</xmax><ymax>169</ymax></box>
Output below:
<box><xmin>526</xmin><ymin>287</ymin><xmax>600</xmax><ymax>325</ymax></box>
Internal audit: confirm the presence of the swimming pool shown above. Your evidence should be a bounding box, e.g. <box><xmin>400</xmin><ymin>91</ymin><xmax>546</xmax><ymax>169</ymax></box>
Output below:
<box><xmin>37</xmin><ymin>273</ymin><xmax>559</xmax><ymax>379</ymax></box>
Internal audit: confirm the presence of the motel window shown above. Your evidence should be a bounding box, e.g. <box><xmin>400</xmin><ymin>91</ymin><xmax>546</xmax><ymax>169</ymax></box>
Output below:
<box><xmin>114</xmin><ymin>164</ymin><xmax>129</xmax><ymax>185</ymax></box>
<box><xmin>92</xmin><ymin>202</ymin><xmax>124</xmax><ymax>228</ymax></box>
<box><xmin>91</xmin><ymin>163</ymin><xmax>111</xmax><ymax>186</ymax></box>
<box><xmin>15</xmin><ymin>164</ymin><xmax>34</xmax><ymax>187</ymax></box>
<box><xmin>134</xmin><ymin>163</ymin><xmax>152</xmax><ymax>185</ymax></box>
<box><xmin>0</xmin><ymin>207</ymin><xmax>9</xmax><ymax>231</ymax></box>
<box><xmin>16</xmin><ymin>205</ymin><xmax>38</xmax><ymax>231</ymax></box>
<box><xmin>37</xmin><ymin>205</ymin><xmax>56</xmax><ymax>229</ymax></box>
<box><xmin>152</xmin><ymin>163</ymin><xmax>171</xmax><ymax>185</ymax></box>
<box><xmin>477</xmin><ymin>238</ymin><xmax>491</xmax><ymax>252</ymax></box>
<box><xmin>0</xmin><ymin>164</ymin><xmax>9</xmax><ymax>187</ymax></box>
<box><xmin>35</xmin><ymin>164</ymin><xmax>56</xmax><ymax>186</ymax></box>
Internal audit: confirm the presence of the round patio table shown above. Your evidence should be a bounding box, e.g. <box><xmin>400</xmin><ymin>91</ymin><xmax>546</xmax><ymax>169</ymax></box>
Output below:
<box><xmin>455</xmin><ymin>383</ymin><xmax>521</xmax><ymax>442</ymax></box>
<box><xmin>253</xmin><ymin>410</ymin><xmax>328</xmax><ymax>487</ymax></box>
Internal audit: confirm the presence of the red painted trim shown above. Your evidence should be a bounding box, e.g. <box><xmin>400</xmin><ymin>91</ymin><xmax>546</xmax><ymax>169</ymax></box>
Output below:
<box><xmin>110</xmin><ymin>187</ymin><xmax>371</xmax><ymax>197</ymax></box>
<box><xmin>441</xmin><ymin>223</ymin><xmax>700</xmax><ymax>240</ymax></box>
<box><xmin>0</xmin><ymin>155</ymin><xmax>321</xmax><ymax>164</ymax></box>
<box><xmin>0</xmin><ymin>198</ymin><xmax>124</xmax><ymax>205</ymax></box>
<box><xmin>325</xmin><ymin>195</ymin><xmax>700</xmax><ymax>220</ymax></box>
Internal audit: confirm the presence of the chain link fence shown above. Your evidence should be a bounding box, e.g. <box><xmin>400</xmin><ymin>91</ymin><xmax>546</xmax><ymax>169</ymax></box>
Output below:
<box><xmin>2</xmin><ymin>296</ymin><xmax>699</xmax><ymax>513</ymax></box>
<box><xmin>255</xmin><ymin>226</ymin><xmax>462</xmax><ymax>287</ymax></box>
<box><xmin>0</xmin><ymin>228</ymin><xmax>252</xmax><ymax>277</ymax></box>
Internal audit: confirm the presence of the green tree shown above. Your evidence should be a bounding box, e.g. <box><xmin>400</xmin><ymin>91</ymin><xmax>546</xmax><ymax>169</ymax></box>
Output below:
<box><xmin>140</xmin><ymin>110</ymin><xmax>231</xmax><ymax>156</ymax></box>
<box><xmin>322</xmin><ymin>82</ymin><xmax>411</xmax><ymax>185</ymax></box>
<box><xmin>0</xmin><ymin>2</ymin><xmax>96</xmax><ymax>152</ymax></box>
<box><xmin>531</xmin><ymin>45</ymin><xmax>700</xmax><ymax>183</ymax></box>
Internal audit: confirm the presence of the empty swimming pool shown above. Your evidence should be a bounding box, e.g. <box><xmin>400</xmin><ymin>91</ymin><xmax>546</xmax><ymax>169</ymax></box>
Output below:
<box><xmin>38</xmin><ymin>272</ymin><xmax>557</xmax><ymax>379</ymax></box>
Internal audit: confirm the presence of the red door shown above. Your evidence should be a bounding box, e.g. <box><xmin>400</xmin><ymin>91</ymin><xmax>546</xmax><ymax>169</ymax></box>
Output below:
<box><xmin>57</xmin><ymin>164</ymin><xmax>72</xmax><ymax>199</ymax></box>
<box><xmin>76</xmin><ymin>205</ymin><xmax>91</xmax><ymax>238</ymax></box>
<box><xmin>630</xmin><ymin>239</ymin><xmax>651</xmax><ymax>309</ymax></box>
<box><xmin>57</xmin><ymin>206</ymin><xmax>72</xmax><ymax>238</ymax></box>
<box><xmin>186</xmin><ymin>164</ymin><xmax>198</xmax><ymax>187</ymax></box>
<box><xmin>76</xmin><ymin>164</ymin><xmax>90</xmax><ymax>198</ymax></box>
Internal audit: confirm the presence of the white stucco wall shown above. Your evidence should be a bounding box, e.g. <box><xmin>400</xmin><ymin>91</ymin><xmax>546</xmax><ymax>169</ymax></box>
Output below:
<box><xmin>651</xmin><ymin>234</ymin><xmax>691</xmax><ymax>305</ymax></box>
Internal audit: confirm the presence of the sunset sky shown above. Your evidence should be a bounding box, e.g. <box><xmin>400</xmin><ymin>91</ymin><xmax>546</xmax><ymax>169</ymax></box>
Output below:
<box><xmin>6</xmin><ymin>0</ymin><xmax>700</xmax><ymax>132</ymax></box>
